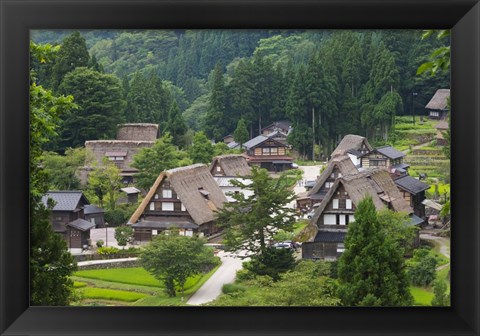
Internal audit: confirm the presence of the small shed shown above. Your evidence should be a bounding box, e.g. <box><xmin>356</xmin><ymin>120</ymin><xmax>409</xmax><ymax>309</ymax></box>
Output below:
<box><xmin>426</xmin><ymin>89</ymin><xmax>450</xmax><ymax>119</ymax></box>
<box><xmin>121</xmin><ymin>187</ymin><xmax>141</xmax><ymax>204</ymax></box>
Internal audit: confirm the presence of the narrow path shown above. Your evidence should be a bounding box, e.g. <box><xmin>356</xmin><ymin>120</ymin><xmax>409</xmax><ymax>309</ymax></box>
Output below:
<box><xmin>402</xmin><ymin>140</ymin><xmax>433</xmax><ymax>154</ymax></box>
<box><xmin>420</xmin><ymin>233</ymin><xmax>450</xmax><ymax>271</ymax></box>
<box><xmin>186</xmin><ymin>251</ymin><xmax>245</xmax><ymax>305</ymax></box>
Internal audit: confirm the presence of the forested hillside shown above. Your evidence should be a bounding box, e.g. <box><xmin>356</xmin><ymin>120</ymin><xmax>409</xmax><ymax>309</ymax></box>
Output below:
<box><xmin>31</xmin><ymin>29</ymin><xmax>449</xmax><ymax>158</ymax></box>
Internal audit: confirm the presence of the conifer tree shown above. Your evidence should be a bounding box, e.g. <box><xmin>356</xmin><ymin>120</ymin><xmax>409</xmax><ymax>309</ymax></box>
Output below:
<box><xmin>337</xmin><ymin>196</ymin><xmax>413</xmax><ymax>306</ymax></box>
<box><xmin>204</xmin><ymin>62</ymin><xmax>227</xmax><ymax>141</ymax></box>
<box><xmin>189</xmin><ymin>131</ymin><xmax>215</xmax><ymax>164</ymax></box>
<box><xmin>164</xmin><ymin>101</ymin><xmax>188</xmax><ymax>148</ymax></box>
<box><xmin>233</xmin><ymin>118</ymin><xmax>249</xmax><ymax>148</ymax></box>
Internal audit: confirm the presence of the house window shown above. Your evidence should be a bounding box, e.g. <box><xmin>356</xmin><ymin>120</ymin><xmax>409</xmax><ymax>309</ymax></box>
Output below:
<box><xmin>90</xmin><ymin>217</ymin><xmax>95</xmax><ymax>224</ymax></box>
<box><xmin>324</xmin><ymin>214</ymin><xmax>336</xmax><ymax>225</ymax></box>
<box><xmin>270</xmin><ymin>147</ymin><xmax>278</xmax><ymax>155</ymax></box>
<box><xmin>339</xmin><ymin>215</ymin><xmax>346</xmax><ymax>225</ymax></box>
<box><xmin>332</xmin><ymin>199</ymin><xmax>339</xmax><ymax>209</ymax></box>
<box><xmin>338</xmin><ymin>173</ymin><xmax>342</xmax><ymax>178</ymax></box>
<box><xmin>181</xmin><ymin>203</ymin><xmax>186</xmax><ymax>211</ymax></box>
<box><xmin>185</xmin><ymin>230</ymin><xmax>193</xmax><ymax>237</ymax></box>
<box><xmin>349</xmin><ymin>215</ymin><xmax>355</xmax><ymax>223</ymax></box>
<box><xmin>331</xmin><ymin>173</ymin><xmax>335</xmax><ymax>178</ymax></box>
<box><xmin>149</xmin><ymin>202</ymin><xmax>155</xmax><ymax>211</ymax></box>
<box><xmin>152</xmin><ymin>230</ymin><xmax>158</xmax><ymax>235</ymax></box>
<box><xmin>337</xmin><ymin>243</ymin><xmax>345</xmax><ymax>253</ymax></box>
<box><xmin>162</xmin><ymin>189</ymin><xmax>172</xmax><ymax>198</ymax></box>
<box><xmin>216</xmin><ymin>166</ymin><xmax>222</xmax><ymax>172</ymax></box>
<box><xmin>262</xmin><ymin>148</ymin><xmax>270</xmax><ymax>155</ymax></box>
<box><xmin>325</xmin><ymin>182</ymin><xmax>333</xmax><ymax>189</ymax></box>
<box><xmin>154</xmin><ymin>194</ymin><xmax>159</xmax><ymax>199</ymax></box>
<box><xmin>162</xmin><ymin>202</ymin><xmax>174</xmax><ymax>211</ymax></box>
<box><xmin>346</xmin><ymin>199</ymin><xmax>352</xmax><ymax>209</ymax></box>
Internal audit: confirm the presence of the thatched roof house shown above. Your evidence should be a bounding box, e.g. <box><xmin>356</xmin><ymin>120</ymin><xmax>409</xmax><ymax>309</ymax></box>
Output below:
<box><xmin>297</xmin><ymin>155</ymin><xmax>358</xmax><ymax>210</ymax></box>
<box><xmin>426</xmin><ymin>89</ymin><xmax>450</xmax><ymax>119</ymax></box>
<box><xmin>302</xmin><ymin>168</ymin><xmax>418</xmax><ymax>260</ymax></box>
<box><xmin>330</xmin><ymin>134</ymin><xmax>373</xmax><ymax>163</ymax></box>
<box><xmin>210</xmin><ymin>154</ymin><xmax>252</xmax><ymax>177</ymax></box>
<box><xmin>128</xmin><ymin>164</ymin><xmax>228</xmax><ymax>240</ymax></box>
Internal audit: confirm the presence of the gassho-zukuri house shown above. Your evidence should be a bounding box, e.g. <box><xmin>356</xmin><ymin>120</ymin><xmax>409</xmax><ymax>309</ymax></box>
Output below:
<box><xmin>127</xmin><ymin>164</ymin><xmax>227</xmax><ymax>241</ymax></box>
<box><xmin>302</xmin><ymin>168</ymin><xmax>423</xmax><ymax>261</ymax></box>
<box><xmin>210</xmin><ymin>154</ymin><xmax>253</xmax><ymax>202</ymax></box>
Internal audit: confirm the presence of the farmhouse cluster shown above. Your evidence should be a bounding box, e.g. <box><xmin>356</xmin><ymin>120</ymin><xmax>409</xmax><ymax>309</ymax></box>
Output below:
<box><xmin>42</xmin><ymin>89</ymin><xmax>448</xmax><ymax>259</ymax></box>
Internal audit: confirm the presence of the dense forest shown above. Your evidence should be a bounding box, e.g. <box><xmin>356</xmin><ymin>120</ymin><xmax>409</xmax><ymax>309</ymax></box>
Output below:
<box><xmin>31</xmin><ymin>29</ymin><xmax>449</xmax><ymax>159</ymax></box>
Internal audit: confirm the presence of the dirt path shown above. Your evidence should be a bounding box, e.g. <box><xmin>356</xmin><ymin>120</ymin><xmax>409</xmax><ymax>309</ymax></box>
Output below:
<box><xmin>402</xmin><ymin>140</ymin><xmax>433</xmax><ymax>154</ymax></box>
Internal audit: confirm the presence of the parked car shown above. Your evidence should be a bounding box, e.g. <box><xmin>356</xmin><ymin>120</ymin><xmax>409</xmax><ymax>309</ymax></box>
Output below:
<box><xmin>273</xmin><ymin>241</ymin><xmax>296</xmax><ymax>249</ymax></box>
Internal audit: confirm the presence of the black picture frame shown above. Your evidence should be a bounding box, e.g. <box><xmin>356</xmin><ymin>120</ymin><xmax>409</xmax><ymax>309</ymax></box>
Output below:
<box><xmin>1</xmin><ymin>0</ymin><xmax>479</xmax><ymax>335</ymax></box>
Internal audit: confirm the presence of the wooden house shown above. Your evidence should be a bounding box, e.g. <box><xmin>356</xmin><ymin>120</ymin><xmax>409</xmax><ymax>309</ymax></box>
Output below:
<box><xmin>210</xmin><ymin>154</ymin><xmax>252</xmax><ymax>177</ymax></box>
<box><xmin>222</xmin><ymin>134</ymin><xmax>235</xmax><ymax>144</ymax></box>
<box><xmin>261</xmin><ymin>120</ymin><xmax>292</xmax><ymax>137</ymax></box>
<box><xmin>128</xmin><ymin>164</ymin><xmax>228</xmax><ymax>241</ymax></box>
<box><xmin>394</xmin><ymin>175</ymin><xmax>430</xmax><ymax>220</ymax></box>
<box><xmin>426</xmin><ymin>89</ymin><xmax>450</xmax><ymax>119</ymax></box>
<box><xmin>360</xmin><ymin>146</ymin><xmax>409</xmax><ymax>176</ymax></box>
<box><xmin>302</xmin><ymin>169</ymin><xmax>419</xmax><ymax>260</ymax></box>
<box><xmin>84</xmin><ymin>204</ymin><xmax>106</xmax><ymax>228</ymax></box>
<box><xmin>41</xmin><ymin>191</ymin><xmax>97</xmax><ymax>251</ymax></box>
<box><xmin>243</xmin><ymin>135</ymin><xmax>293</xmax><ymax>172</ymax></box>
<box><xmin>120</xmin><ymin>187</ymin><xmax>141</xmax><ymax>204</ymax></box>
<box><xmin>330</xmin><ymin>134</ymin><xmax>373</xmax><ymax>166</ymax></box>
<box><xmin>435</xmin><ymin>120</ymin><xmax>449</xmax><ymax>146</ymax></box>
<box><xmin>297</xmin><ymin>155</ymin><xmax>358</xmax><ymax>210</ymax></box>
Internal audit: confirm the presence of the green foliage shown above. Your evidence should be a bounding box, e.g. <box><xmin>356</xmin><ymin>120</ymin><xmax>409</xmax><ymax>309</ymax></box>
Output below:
<box><xmin>41</xmin><ymin>147</ymin><xmax>86</xmax><ymax>190</ymax></box>
<box><xmin>204</xmin><ymin>62</ymin><xmax>227</xmax><ymax>141</ymax></box>
<box><xmin>164</xmin><ymin>101</ymin><xmax>188</xmax><ymax>148</ymax></box>
<box><xmin>431</xmin><ymin>278</ymin><xmax>449</xmax><ymax>306</ymax></box>
<box><xmin>417</xmin><ymin>30</ymin><xmax>450</xmax><ymax>77</ymax></box>
<box><xmin>104</xmin><ymin>202</ymin><xmax>139</xmax><ymax>227</ymax></box>
<box><xmin>245</xmin><ymin>247</ymin><xmax>296</xmax><ymax>281</ymax></box>
<box><xmin>74</xmin><ymin>267</ymin><xmax>164</xmax><ymax>287</ymax></box>
<box><xmin>140</xmin><ymin>233</ymin><xmax>218</xmax><ymax>297</ymax></box>
<box><xmin>96</xmin><ymin>240</ymin><xmax>104</xmax><ymax>248</ymax></box>
<box><xmin>337</xmin><ymin>196</ymin><xmax>413</xmax><ymax>306</ymax></box>
<box><xmin>114</xmin><ymin>226</ymin><xmax>134</xmax><ymax>248</ymax></box>
<box><xmin>377</xmin><ymin>209</ymin><xmax>418</xmax><ymax>255</ymax></box>
<box><xmin>30</xmin><ymin>42</ymin><xmax>78</xmax><ymax>306</ymax></box>
<box><xmin>189</xmin><ymin>131</ymin><xmax>215</xmax><ymax>164</ymax></box>
<box><xmin>51</xmin><ymin>31</ymin><xmax>91</xmax><ymax>90</ymax></box>
<box><xmin>233</xmin><ymin>118</ymin><xmax>249</xmax><ymax>146</ymax></box>
<box><xmin>222</xmin><ymin>283</ymin><xmax>247</xmax><ymax>295</ymax></box>
<box><xmin>86</xmin><ymin>159</ymin><xmax>122</xmax><ymax>210</ymax></box>
<box><xmin>131</xmin><ymin>133</ymin><xmax>192</xmax><ymax>191</ymax></box>
<box><xmin>97</xmin><ymin>246</ymin><xmax>120</xmax><ymax>256</ymax></box>
<box><xmin>58</xmin><ymin>67</ymin><xmax>126</xmax><ymax>149</ymax></box>
<box><xmin>216</xmin><ymin>166</ymin><xmax>297</xmax><ymax>255</ymax></box>
<box><xmin>406</xmin><ymin>248</ymin><xmax>438</xmax><ymax>287</ymax></box>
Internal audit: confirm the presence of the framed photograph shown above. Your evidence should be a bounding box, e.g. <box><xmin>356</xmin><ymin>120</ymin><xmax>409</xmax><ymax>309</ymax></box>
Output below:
<box><xmin>1</xmin><ymin>0</ymin><xmax>479</xmax><ymax>335</ymax></box>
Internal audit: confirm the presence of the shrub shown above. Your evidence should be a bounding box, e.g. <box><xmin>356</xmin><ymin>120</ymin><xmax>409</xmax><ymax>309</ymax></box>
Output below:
<box><xmin>222</xmin><ymin>283</ymin><xmax>246</xmax><ymax>295</ymax></box>
<box><xmin>245</xmin><ymin>247</ymin><xmax>296</xmax><ymax>281</ymax></box>
<box><xmin>96</xmin><ymin>240</ymin><xmax>104</xmax><ymax>248</ymax></box>
<box><xmin>97</xmin><ymin>246</ymin><xmax>120</xmax><ymax>256</ymax></box>
<box><xmin>406</xmin><ymin>248</ymin><xmax>438</xmax><ymax>287</ymax></box>
<box><xmin>431</xmin><ymin>279</ymin><xmax>449</xmax><ymax>306</ymax></box>
<box><xmin>235</xmin><ymin>269</ymin><xmax>255</xmax><ymax>282</ymax></box>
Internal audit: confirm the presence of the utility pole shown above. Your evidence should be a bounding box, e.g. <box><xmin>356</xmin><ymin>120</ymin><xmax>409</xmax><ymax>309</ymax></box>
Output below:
<box><xmin>312</xmin><ymin>107</ymin><xmax>315</xmax><ymax>161</ymax></box>
<box><xmin>412</xmin><ymin>92</ymin><xmax>418</xmax><ymax>124</ymax></box>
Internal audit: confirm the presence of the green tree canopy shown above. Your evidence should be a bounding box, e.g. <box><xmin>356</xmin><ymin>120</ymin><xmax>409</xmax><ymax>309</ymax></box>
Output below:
<box><xmin>140</xmin><ymin>233</ymin><xmax>219</xmax><ymax>298</ymax></box>
<box><xmin>164</xmin><ymin>100</ymin><xmax>188</xmax><ymax>148</ymax></box>
<box><xmin>40</xmin><ymin>147</ymin><xmax>89</xmax><ymax>190</ymax></box>
<box><xmin>131</xmin><ymin>133</ymin><xmax>192</xmax><ymax>191</ymax></box>
<box><xmin>30</xmin><ymin>42</ymin><xmax>77</xmax><ymax>305</ymax></box>
<box><xmin>233</xmin><ymin>118</ymin><xmax>249</xmax><ymax>147</ymax></box>
<box><xmin>216</xmin><ymin>166</ymin><xmax>298</xmax><ymax>255</ymax></box>
<box><xmin>189</xmin><ymin>131</ymin><xmax>215</xmax><ymax>164</ymax></box>
<box><xmin>337</xmin><ymin>196</ymin><xmax>413</xmax><ymax>306</ymax></box>
<box><xmin>51</xmin><ymin>31</ymin><xmax>91</xmax><ymax>90</ymax></box>
<box><xmin>114</xmin><ymin>225</ymin><xmax>134</xmax><ymax>248</ymax></box>
<box><xmin>86</xmin><ymin>159</ymin><xmax>123</xmax><ymax>210</ymax></box>
<box><xmin>58</xmin><ymin>67</ymin><xmax>126</xmax><ymax>149</ymax></box>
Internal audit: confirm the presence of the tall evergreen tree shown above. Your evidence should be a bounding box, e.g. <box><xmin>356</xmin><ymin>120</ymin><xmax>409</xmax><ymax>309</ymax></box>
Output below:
<box><xmin>164</xmin><ymin>101</ymin><xmax>188</xmax><ymax>148</ymax></box>
<box><xmin>189</xmin><ymin>131</ymin><xmax>215</xmax><ymax>164</ymax></box>
<box><xmin>51</xmin><ymin>31</ymin><xmax>90</xmax><ymax>91</ymax></box>
<box><xmin>337</xmin><ymin>196</ymin><xmax>413</xmax><ymax>306</ymax></box>
<box><xmin>204</xmin><ymin>62</ymin><xmax>227</xmax><ymax>141</ymax></box>
<box><xmin>233</xmin><ymin>118</ymin><xmax>249</xmax><ymax>147</ymax></box>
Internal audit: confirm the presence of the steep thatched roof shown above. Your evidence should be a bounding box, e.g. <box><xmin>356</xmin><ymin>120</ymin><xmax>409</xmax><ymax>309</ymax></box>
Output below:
<box><xmin>308</xmin><ymin>155</ymin><xmax>358</xmax><ymax>196</ymax></box>
<box><xmin>129</xmin><ymin>164</ymin><xmax>227</xmax><ymax>225</ymax></box>
<box><xmin>309</xmin><ymin>168</ymin><xmax>412</xmax><ymax>228</ymax></box>
<box><xmin>331</xmin><ymin>134</ymin><xmax>373</xmax><ymax>158</ymax></box>
<box><xmin>426</xmin><ymin>89</ymin><xmax>450</xmax><ymax>111</ymax></box>
<box><xmin>210</xmin><ymin>154</ymin><xmax>252</xmax><ymax>177</ymax></box>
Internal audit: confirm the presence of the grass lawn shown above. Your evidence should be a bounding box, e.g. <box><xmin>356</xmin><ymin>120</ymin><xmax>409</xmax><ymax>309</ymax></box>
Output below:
<box><xmin>428</xmin><ymin>183</ymin><xmax>450</xmax><ymax>195</ymax></box>
<box><xmin>80</xmin><ymin>287</ymin><xmax>148</xmax><ymax>302</ymax></box>
<box><xmin>73</xmin><ymin>264</ymin><xmax>221</xmax><ymax>306</ymax></box>
<box><xmin>410</xmin><ymin>286</ymin><xmax>434</xmax><ymax>306</ymax></box>
<box><xmin>74</xmin><ymin>267</ymin><xmax>162</xmax><ymax>287</ymax></box>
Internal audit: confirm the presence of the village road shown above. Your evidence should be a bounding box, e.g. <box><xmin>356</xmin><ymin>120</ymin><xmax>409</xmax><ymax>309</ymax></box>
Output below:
<box><xmin>420</xmin><ymin>233</ymin><xmax>450</xmax><ymax>271</ymax></box>
<box><xmin>288</xmin><ymin>165</ymin><xmax>323</xmax><ymax>209</ymax></box>
<box><xmin>186</xmin><ymin>251</ymin><xmax>246</xmax><ymax>305</ymax></box>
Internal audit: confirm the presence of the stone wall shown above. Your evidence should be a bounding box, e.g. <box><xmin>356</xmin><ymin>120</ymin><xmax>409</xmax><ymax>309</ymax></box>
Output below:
<box><xmin>116</xmin><ymin>123</ymin><xmax>159</xmax><ymax>141</ymax></box>
<box><xmin>85</xmin><ymin>140</ymin><xmax>155</xmax><ymax>170</ymax></box>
